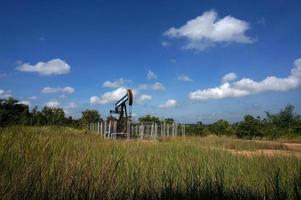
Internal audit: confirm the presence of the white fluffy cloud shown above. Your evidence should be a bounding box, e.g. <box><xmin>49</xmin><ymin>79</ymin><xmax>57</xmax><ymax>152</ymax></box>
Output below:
<box><xmin>222</xmin><ymin>72</ymin><xmax>237</xmax><ymax>83</ymax></box>
<box><xmin>0</xmin><ymin>89</ymin><xmax>12</xmax><ymax>98</ymax></box>
<box><xmin>178</xmin><ymin>75</ymin><xmax>193</xmax><ymax>82</ymax></box>
<box><xmin>136</xmin><ymin>94</ymin><xmax>152</xmax><ymax>104</ymax></box>
<box><xmin>147</xmin><ymin>70</ymin><xmax>157</xmax><ymax>80</ymax></box>
<box><xmin>90</xmin><ymin>87</ymin><xmax>130</xmax><ymax>104</ymax></box>
<box><xmin>41</xmin><ymin>86</ymin><xmax>75</xmax><ymax>94</ymax></box>
<box><xmin>138</xmin><ymin>84</ymin><xmax>148</xmax><ymax>90</ymax></box>
<box><xmin>45</xmin><ymin>100</ymin><xmax>60</xmax><ymax>108</ymax></box>
<box><xmin>63</xmin><ymin>102</ymin><xmax>78</xmax><ymax>116</ymax></box>
<box><xmin>152</xmin><ymin>82</ymin><xmax>165</xmax><ymax>90</ymax></box>
<box><xmin>102</xmin><ymin>78</ymin><xmax>130</xmax><ymax>88</ymax></box>
<box><xmin>138</xmin><ymin>82</ymin><xmax>165</xmax><ymax>91</ymax></box>
<box><xmin>28</xmin><ymin>96</ymin><xmax>37</xmax><ymax>100</ymax></box>
<box><xmin>161</xmin><ymin>41</ymin><xmax>171</xmax><ymax>47</ymax></box>
<box><xmin>164</xmin><ymin>10</ymin><xmax>253</xmax><ymax>51</ymax></box>
<box><xmin>18</xmin><ymin>100</ymin><xmax>31</xmax><ymax>106</ymax></box>
<box><xmin>66</xmin><ymin>102</ymin><xmax>77</xmax><ymax>109</ymax></box>
<box><xmin>159</xmin><ymin>99</ymin><xmax>177</xmax><ymax>108</ymax></box>
<box><xmin>16</xmin><ymin>59</ymin><xmax>70</xmax><ymax>75</ymax></box>
<box><xmin>189</xmin><ymin>58</ymin><xmax>301</xmax><ymax>100</ymax></box>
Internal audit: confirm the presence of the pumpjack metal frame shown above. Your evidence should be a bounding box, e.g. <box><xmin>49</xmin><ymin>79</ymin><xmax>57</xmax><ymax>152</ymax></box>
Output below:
<box><xmin>109</xmin><ymin>89</ymin><xmax>133</xmax><ymax>134</ymax></box>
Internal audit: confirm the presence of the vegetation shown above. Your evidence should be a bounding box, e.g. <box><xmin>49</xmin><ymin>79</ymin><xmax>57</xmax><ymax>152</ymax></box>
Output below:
<box><xmin>0</xmin><ymin>126</ymin><xmax>300</xmax><ymax>199</ymax></box>
<box><xmin>0</xmin><ymin>97</ymin><xmax>100</xmax><ymax>128</ymax></box>
<box><xmin>186</xmin><ymin>105</ymin><xmax>301</xmax><ymax>139</ymax></box>
<box><xmin>1</xmin><ymin>98</ymin><xmax>301</xmax><ymax>199</ymax></box>
<box><xmin>138</xmin><ymin>114</ymin><xmax>161</xmax><ymax>123</ymax></box>
<box><xmin>0</xmin><ymin>98</ymin><xmax>30</xmax><ymax>125</ymax></box>
<box><xmin>81</xmin><ymin>109</ymin><xmax>102</xmax><ymax>126</ymax></box>
<box><xmin>1</xmin><ymin>97</ymin><xmax>301</xmax><ymax>139</ymax></box>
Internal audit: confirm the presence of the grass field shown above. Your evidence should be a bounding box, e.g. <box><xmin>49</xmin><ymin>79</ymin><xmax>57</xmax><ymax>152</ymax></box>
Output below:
<box><xmin>0</xmin><ymin>126</ymin><xmax>300</xmax><ymax>199</ymax></box>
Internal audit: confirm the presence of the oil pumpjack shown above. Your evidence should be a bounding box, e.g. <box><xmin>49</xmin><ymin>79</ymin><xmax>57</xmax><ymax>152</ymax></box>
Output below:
<box><xmin>109</xmin><ymin>89</ymin><xmax>133</xmax><ymax>135</ymax></box>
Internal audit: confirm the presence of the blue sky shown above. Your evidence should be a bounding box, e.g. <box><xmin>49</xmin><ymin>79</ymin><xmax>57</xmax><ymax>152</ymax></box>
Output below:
<box><xmin>1</xmin><ymin>0</ymin><xmax>301</xmax><ymax>123</ymax></box>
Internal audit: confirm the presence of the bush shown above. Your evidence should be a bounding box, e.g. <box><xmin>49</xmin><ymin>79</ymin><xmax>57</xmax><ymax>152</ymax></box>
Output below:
<box><xmin>236</xmin><ymin>115</ymin><xmax>263</xmax><ymax>138</ymax></box>
<box><xmin>0</xmin><ymin>97</ymin><xmax>30</xmax><ymax>126</ymax></box>
<box><xmin>209</xmin><ymin>119</ymin><xmax>230</xmax><ymax>136</ymax></box>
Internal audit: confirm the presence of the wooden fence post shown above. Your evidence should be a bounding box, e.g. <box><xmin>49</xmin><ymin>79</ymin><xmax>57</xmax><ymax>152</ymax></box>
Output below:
<box><xmin>127</xmin><ymin>121</ymin><xmax>130</xmax><ymax>139</ymax></box>
<box><xmin>104</xmin><ymin>121</ymin><xmax>108</xmax><ymax>138</ymax></box>
<box><xmin>175</xmin><ymin>122</ymin><xmax>178</xmax><ymax>136</ymax></box>
<box><xmin>164</xmin><ymin>121</ymin><xmax>166</xmax><ymax>137</ymax></box>
<box><xmin>160</xmin><ymin>123</ymin><xmax>162</xmax><ymax>137</ymax></box>
<box><xmin>150</xmin><ymin>123</ymin><xmax>154</xmax><ymax>138</ymax></box>
<box><xmin>100</xmin><ymin>122</ymin><xmax>103</xmax><ymax>137</ymax></box>
<box><xmin>140</xmin><ymin>124</ymin><xmax>144</xmax><ymax>140</ymax></box>
<box><xmin>155</xmin><ymin>123</ymin><xmax>158</xmax><ymax>139</ymax></box>
<box><xmin>181</xmin><ymin>124</ymin><xmax>186</xmax><ymax>137</ymax></box>
<box><xmin>108</xmin><ymin>121</ymin><xmax>111</xmax><ymax>139</ymax></box>
<box><xmin>167</xmin><ymin>124</ymin><xmax>170</xmax><ymax>136</ymax></box>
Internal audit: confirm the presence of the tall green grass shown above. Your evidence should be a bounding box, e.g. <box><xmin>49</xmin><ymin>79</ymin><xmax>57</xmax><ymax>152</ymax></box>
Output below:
<box><xmin>0</xmin><ymin>126</ymin><xmax>300</xmax><ymax>199</ymax></box>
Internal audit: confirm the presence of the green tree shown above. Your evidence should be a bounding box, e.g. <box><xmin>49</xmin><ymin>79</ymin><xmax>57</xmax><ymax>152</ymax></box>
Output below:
<box><xmin>41</xmin><ymin>106</ymin><xmax>65</xmax><ymax>125</ymax></box>
<box><xmin>0</xmin><ymin>97</ymin><xmax>30</xmax><ymax>126</ymax></box>
<box><xmin>236</xmin><ymin>115</ymin><xmax>263</xmax><ymax>138</ymax></box>
<box><xmin>264</xmin><ymin>104</ymin><xmax>301</xmax><ymax>137</ymax></box>
<box><xmin>266</xmin><ymin>104</ymin><xmax>299</xmax><ymax>129</ymax></box>
<box><xmin>164</xmin><ymin>118</ymin><xmax>175</xmax><ymax>124</ymax></box>
<box><xmin>138</xmin><ymin>115</ymin><xmax>160</xmax><ymax>123</ymax></box>
<box><xmin>186</xmin><ymin>123</ymin><xmax>206</xmax><ymax>136</ymax></box>
<box><xmin>81</xmin><ymin>109</ymin><xmax>101</xmax><ymax>125</ymax></box>
<box><xmin>65</xmin><ymin>116</ymin><xmax>81</xmax><ymax>128</ymax></box>
<box><xmin>29</xmin><ymin>106</ymin><xmax>45</xmax><ymax>125</ymax></box>
<box><xmin>209</xmin><ymin>119</ymin><xmax>229</xmax><ymax>135</ymax></box>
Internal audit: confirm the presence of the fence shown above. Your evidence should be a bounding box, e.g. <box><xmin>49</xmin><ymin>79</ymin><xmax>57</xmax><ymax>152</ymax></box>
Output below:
<box><xmin>88</xmin><ymin>121</ymin><xmax>186</xmax><ymax>139</ymax></box>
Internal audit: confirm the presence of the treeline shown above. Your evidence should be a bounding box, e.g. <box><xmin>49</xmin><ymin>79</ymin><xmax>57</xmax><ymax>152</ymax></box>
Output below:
<box><xmin>185</xmin><ymin>104</ymin><xmax>301</xmax><ymax>139</ymax></box>
<box><xmin>0</xmin><ymin>98</ymin><xmax>102</xmax><ymax>128</ymax></box>
<box><xmin>130</xmin><ymin>105</ymin><xmax>301</xmax><ymax>139</ymax></box>
<box><xmin>1</xmin><ymin>97</ymin><xmax>301</xmax><ymax>138</ymax></box>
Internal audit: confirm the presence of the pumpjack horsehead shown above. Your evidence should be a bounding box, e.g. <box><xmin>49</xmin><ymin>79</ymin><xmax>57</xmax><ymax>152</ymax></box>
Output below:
<box><xmin>109</xmin><ymin>89</ymin><xmax>133</xmax><ymax>135</ymax></box>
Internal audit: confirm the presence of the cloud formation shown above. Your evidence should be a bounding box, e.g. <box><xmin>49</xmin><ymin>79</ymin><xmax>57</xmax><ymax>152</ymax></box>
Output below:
<box><xmin>90</xmin><ymin>87</ymin><xmax>129</xmax><ymax>104</ymax></box>
<box><xmin>189</xmin><ymin>58</ymin><xmax>301</xmax><ymax>100</ymax></box>
<box><xmin>161</xmin><ymin>41</ymin><xmax>171</xmax><ymax>47</ymax></box>
<box><xmin>41</xmin><ymin>86</ymin><xmax>75</xmax><ymax>94</ymax></box>
<box><xmin>222</xmin><ymin>72</ymin><xmax>237</xmax><ymax>83</ymax></box>
<box><xmin>16</xmin><ymin>59</ymin><xmax>70</xmax><ymax>75</ymax></box>
<box><xmin>136</xmin><ymin>94</ymin><xmax>152</xmax><ymax>104</ymax></box>
<box><xmin>147</xmin><ymin>70</ymin><xmax>157</xmax><ymax>80</ymax></box>
<box><xmin>178</xmin><ymin>75</ymin><xmax>193</xmax><ymax>82</ymax></box>
<box><xmin>28</xmin><ymin>96</ymin><xmax>37</xmax><ymax>100</ymax></box>
<box><xmin>63</xmin><ymin>102</ymin><xmax>78</xmax><ymax>116</ymax></box>
<box><xmin>103</xmin><ymin>78</ymin><xmax>130</xmax><ymax>88</ymax></box>
<box><xmin>0</xmin><ymin>89</ymin><xmax>12</xmax><ymax>98</ymax></box>
<box><xmin>66</xmin><ymin>102</ymin><xmax>77</xmax><ymax>109</ymax></box>
<box><xmin>18</xmin><ymin>100</ymin><xmax>31</xmax><ymax>106</ymax></box>
<box><xmin>164</xmin><ymin>10</ymin><xmax>253</xmax><ymax>51</ymax></box>
<box><xmin>45</xmin><ymin>100</ymin><xmax>60</xmax><ymax>108</ymax></box>
<box><xmin>159</xmin><ymin>99</ymin><xmax>177</xmax><ymax>108</ymax></box>
<box><xmin>138</xmin><ymin>82</ymin><xmax>165</xmax><ymax>91</ymax></box>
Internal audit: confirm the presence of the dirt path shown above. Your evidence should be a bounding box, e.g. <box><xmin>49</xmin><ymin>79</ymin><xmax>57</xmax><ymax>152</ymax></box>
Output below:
<box><xmin>228</xmin><ymin>142</ymin><xmax>301</xmax><ymax>158</ymax></box>
<box><xmin>228</xmin><ymin>149</ymin><xmax>301</xmax><ymax>158</ymax></box>
<box><xmin>283</xmin><ymin>143</ymin><xmax>301</xmax><ymax>152</ymax></box>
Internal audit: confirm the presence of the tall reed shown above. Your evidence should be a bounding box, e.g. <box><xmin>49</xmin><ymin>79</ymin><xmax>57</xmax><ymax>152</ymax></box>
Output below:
<box><xmin>0</xmin><ymin>126</ymin><xmax>300</xmax><ymax>199</ymax></box>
